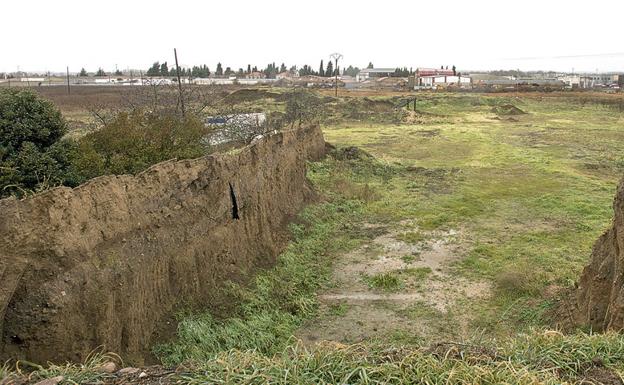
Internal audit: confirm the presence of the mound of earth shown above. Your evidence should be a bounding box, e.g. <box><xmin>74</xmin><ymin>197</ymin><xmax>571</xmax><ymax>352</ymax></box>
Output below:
<box><xmin>576</xmin><ymin>178</ymin><xmax>624</xmax><ymax>331</ymax></box>
<box><xmin>492</xmin><ymin>104</ymin><xmax>527</xmax><ymax>116</ymax></box>
<box><xmin>224</xmin><ymin>88</ymin><xmax>280</xmax><ymax>103</ymax></box>
<box><xmin>360</xmin><ymin>97</ymin><xmax>396</xmax><ymax>112</ymax></box>
<box><xmin>329</xmin><ymin>146</ymin><xmax>373</xmax><ymax>161</ymax></box>
<box><xmin>333</xmin><ymin>97</ymin><xmax>402</xmax><ymax>123</ymax></box>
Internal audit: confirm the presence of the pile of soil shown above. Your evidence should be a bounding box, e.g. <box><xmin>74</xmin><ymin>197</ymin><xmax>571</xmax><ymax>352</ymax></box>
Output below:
<box><xmin>492</xmin><ymin>104</ymin><xmax>527</xmax><ymax>116</ymax></box>
<box><xmin>360</xmin><ymin>97</ymin><xmax>396</xmax><ymax>112</ymax></box>
<box><xmin>224</xmin><ymin>88</ymin><xmax>280</xmax><ymax>103</ymax></box>
<box><xmin>333</xmin><ymin>97</ymin><xmax>402</xmax><ymax>124</ymax></box>
<box><xmin>329</xmin><ymin>146</ymin><xmax>373</xmax><ymax>161</ymax></box>
<box><xmin>576</xmin><ymin>179</ymin><xmax>624</xmax><ymax>331</ymax></box>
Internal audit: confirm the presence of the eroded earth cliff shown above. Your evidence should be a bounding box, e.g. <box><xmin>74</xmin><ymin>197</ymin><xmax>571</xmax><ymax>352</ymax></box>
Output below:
<box><xmin>576</xmin><ymin>178</ymin><xmax>624</xmax><ymax>331</ymax></box>
<box><xmin>0</xmin><ymin>125</ymin><xmax>325</xmax><ymax>364</ymax></box>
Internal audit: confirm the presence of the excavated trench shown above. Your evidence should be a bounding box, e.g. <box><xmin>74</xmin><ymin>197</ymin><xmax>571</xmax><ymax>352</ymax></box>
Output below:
<box><xmin>0</xmin><ymin>124</ymin><xmax>325</xmax><ymax>364</ymax></box>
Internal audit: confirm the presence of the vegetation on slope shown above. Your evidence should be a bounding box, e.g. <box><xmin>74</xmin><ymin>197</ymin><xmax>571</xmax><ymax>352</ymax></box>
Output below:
<box><xmin>155</xmin><ymin>198</ymin><xmax>365</xmax><ymax>364</ymax></box>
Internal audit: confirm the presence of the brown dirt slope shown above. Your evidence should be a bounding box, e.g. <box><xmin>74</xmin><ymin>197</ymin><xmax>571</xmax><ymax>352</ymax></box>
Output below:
<box><xmin>0</xmin><ymin>124</ymin><xmax>325</xmax><ymax>364</ymax></box>
<box><xmin>576</xmin><ymin>178</ymin><xmax>624</xmax><ymax>331</ymax></box>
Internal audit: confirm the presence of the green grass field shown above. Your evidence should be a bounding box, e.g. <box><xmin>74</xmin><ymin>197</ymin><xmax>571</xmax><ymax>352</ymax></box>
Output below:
<box><xmin>319</xmin><ymin>94</ymin><xmax>622</xmax><ymax>333</ymax></box>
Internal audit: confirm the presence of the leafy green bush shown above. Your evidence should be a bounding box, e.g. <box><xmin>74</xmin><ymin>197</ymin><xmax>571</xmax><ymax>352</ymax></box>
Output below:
<box><xmin>0</xmin><ymin>89</ymin><xmax>66</xmax><ymax>152</ymax></box>
<box><xmin>0</xmin><ymin>89</ymin><xmax>77</xmax><ymax>197</ymax></box>
<box><xmin>73</xmin><ymin>111</ymin><xmax>209</xmax><ymax>177</ymax></box>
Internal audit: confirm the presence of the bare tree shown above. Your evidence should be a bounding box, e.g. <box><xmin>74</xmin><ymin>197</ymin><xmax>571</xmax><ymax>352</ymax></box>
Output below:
<box><xmin>86</xmin><ymin>83</ymin><xmax>226</xmax><ymax>129</ymax></box>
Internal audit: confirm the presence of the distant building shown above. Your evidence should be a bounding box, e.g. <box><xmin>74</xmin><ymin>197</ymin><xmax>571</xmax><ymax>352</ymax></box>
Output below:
<box><xmin>143</xmin><ymin>78</ymin><xmax>174</xmax><ymax>85</ymax></box>
<box><xmin>20</xmin><ymin>77</ymin><xmax>45</xmax><ymax>82</ymax></box>
<box><xmin>582</xmin><ymin>74</ymin><xmax>619</xmax><ymax>87</ymax></box>
<box><xmin>276</xmin><ymin>70</ymin><xmax>299</xmax><ymax>80</ymax></box>
<box><xmin>94</xmin><ymin>78</ymin><xmax>116</xmax><ymax>84</ymax></box>
<box><xmin>416</xmin><ymin>75</ymin><xmax>471</xmax><ymax>89</ymax></box>
<box><xmin>558</xmin><ymin>73</ymin><xmax>621</xmax><ymax>88</ymax></box>
<box><xmin>356</xmin><ymin>68</ymin><xmax>396</xmax><ymax>82</ymax></box>
<box><xmin>415</xmin><ymin>68</ymin><xmax>455</xmax><ymax>77</ymax></box>
<box><xmin>414</xmin><ymin>68</ymin><xmax>460</xmax><ymax>88</ymax></box>
<box><xmin>246</xmin><ymin>72</ymin><xmax>266</xmax><ymax>79</ymax></box>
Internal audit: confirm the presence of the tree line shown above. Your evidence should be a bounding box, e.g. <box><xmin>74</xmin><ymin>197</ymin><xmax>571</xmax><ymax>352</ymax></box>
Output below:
<box><xmin>73</xmin><ymin>62</ymin><xmax>459</xmax><ymax>79</ymax></box>
<box><xmin>143</xmin><ymin>60</ymin><xmax>365</xmax><ymax>78</ymax></box>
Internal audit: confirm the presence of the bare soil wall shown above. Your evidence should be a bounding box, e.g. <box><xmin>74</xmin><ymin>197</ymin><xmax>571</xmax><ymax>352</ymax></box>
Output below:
<box><xmin>576</xmin><ymin>178</ymin><xmax>624</xmax><ymax>331</ymax></box>
<box><xmin>0</xmin><ymin>124</ymin><xmax>325</xmax><ymax>364</ymax></box>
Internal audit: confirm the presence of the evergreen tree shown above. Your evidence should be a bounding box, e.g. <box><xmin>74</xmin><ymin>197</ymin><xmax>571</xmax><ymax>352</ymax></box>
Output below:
<box><xmin>318</xmin><ymin>60</ymin><xmax>324</xmax><ymax>77</ymax></box>
<box><xmin>216</xmin><ymin>63</ymin><xmax>223</xmax><ymax>76</ymax></box>
<box><xmin>247</xmin><ymin>64</ymin><xmax>251</xmax><ymax>74</ymax></box>
<box><xmin>452</xmin><ymin>65</ymin><xmax>456</xmax><ymax>76</ymax></box>
<box><xmin>325</xmin><ymin>60</ymin><xmax>334</xmax><ymax>77</ymax></box>
<box><xmin>95</xmin><ymin>68</ymin><xmax>106</xmax><ymax>76</ymax></box>
<box><xmin>146</xmin><ymin>62</ymin><xmax>160</xmax><ymax>77</ymax></box>
<box><xmin>160</xmin><ymin>62</ymin><xmax>169</xmax><ymax>76</ymax></box>
<box><xmin>344</xmin><ymin>65</ymin><xmax>360</xmax><ymax>77</ymax></box>
<box><xmin>224</xmin><ymin>67</ymin><xmax>232</xmax><ymax>76</ymax></box>
<box><xmin>367</xmin><ymin>62</ymin><xmax>374</xmax><ymax>69</ymax></box>
<box><xmin>280</xmin><ymin>63</ymin><xmax>287</xmax><ymax>73</ymax></box>
<box><xmin>79</xmin><ymin>68</ymin><xmax>88</xmax><ymax>77</ymax></box>
<box><xmin>114</xmin><ymin>69</ymin><xmax>123</xmax><ymax>76</ymax></box>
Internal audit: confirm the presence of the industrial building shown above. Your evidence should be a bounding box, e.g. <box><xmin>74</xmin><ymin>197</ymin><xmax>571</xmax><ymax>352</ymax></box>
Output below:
<box><xmin>415</xmin><ymin>75</ymin><xmax>471</xmax><ymax>89</ymax></box>
<box><xmin>559</xmin><ymin>74</ymin><xmax>621</xmax><ymax>88</ymax></box>
<box><xmin>356</xmin><ymin>68</ymin><xmax>396</xmax><ymax>82</ymax></box>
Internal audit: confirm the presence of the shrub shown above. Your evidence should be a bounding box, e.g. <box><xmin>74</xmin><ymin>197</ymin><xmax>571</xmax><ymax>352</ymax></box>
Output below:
<box><xmin>73</xmin><ymin>111</ymin><xmax>209</xmax><ymax>177</ymax></box>
<box><xmin>0</xmin><ymin>89</ymin><xmax>66</xmax><ymax>153</ymax></box>
<box><xmin>0</xmin><ymin>89</ymin><xmax>75</xmax><ymax>197</ymax></box>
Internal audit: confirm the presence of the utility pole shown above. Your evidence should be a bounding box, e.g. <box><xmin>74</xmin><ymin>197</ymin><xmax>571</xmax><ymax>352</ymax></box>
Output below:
<box><xmin>330</xmin><ymin>53</ymin><xmax>343</xmax><ymax>97</ymax></box>
<box><xmin>66</xmin><ymin>66</ymin><xmax>71</xmax><ymax>95</ymax></box>
<box><xmin>174</xmin><ymin>48</ymin><xmax>185</xmax><ymax>118</ymax></box>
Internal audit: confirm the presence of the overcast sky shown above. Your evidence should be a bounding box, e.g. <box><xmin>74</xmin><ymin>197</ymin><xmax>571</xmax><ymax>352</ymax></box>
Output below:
<box><xmin>2</xmin><ymin>0</ymin><xmax>623</xmax><ymax>74</ymax></box>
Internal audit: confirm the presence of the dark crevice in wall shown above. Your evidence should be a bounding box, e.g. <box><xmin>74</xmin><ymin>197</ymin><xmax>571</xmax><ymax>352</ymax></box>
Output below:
<box><xmin>229</xmin><ymin>182</ymin><xmax>240</xmax><ymax>220</ymax></box>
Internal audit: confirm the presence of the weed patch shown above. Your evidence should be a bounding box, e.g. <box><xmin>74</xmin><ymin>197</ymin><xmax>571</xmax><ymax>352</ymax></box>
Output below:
<box><xmin>363</xmin><ymin>272</ymin><xmax>404</xmax><ymax>292</ymax></box>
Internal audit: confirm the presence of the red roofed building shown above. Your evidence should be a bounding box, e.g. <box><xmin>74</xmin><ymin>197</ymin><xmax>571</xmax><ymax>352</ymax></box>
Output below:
<box><xmin>416</xmin><ymin>68</ymin><xmax>455</xmax><ymax>77</ymax></box>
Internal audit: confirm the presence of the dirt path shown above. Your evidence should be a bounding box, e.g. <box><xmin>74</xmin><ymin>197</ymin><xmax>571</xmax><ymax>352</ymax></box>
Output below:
<box><xmin>297</xmin><ymin>221</ymin><xmax>491</xmax><ymax>345</ymax></box>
